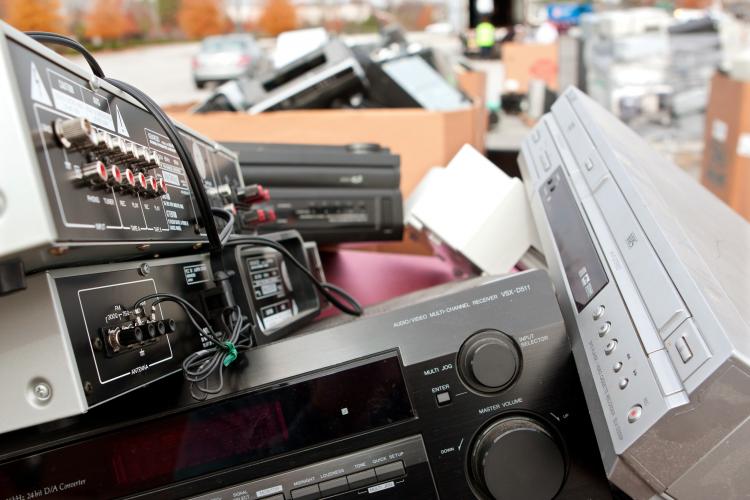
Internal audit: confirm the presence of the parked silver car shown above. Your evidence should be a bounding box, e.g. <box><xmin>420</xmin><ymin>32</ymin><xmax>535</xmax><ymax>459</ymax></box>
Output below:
<box><xmin>192</xmin><ymin>34</ymin><xmax>266</xmax><ymax>89</ymax></box>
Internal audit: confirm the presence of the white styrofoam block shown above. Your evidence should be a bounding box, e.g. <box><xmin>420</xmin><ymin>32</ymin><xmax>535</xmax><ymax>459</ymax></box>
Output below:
<box><xmin>406</xmin><ymin>145</ymin><xmax>541</xmax><ymax>274</ymax></box>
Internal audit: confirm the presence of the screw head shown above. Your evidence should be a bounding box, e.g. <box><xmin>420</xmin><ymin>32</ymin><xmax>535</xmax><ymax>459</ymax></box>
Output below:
<box><xmin>84</xmin><ymin>381</ymin><xmax>94</xmax><ymax>395</ymax></box>
<box><xmin>48</xmin><ymin>246</ymin><xmax>69</xmax><ymax>256</ymax></box>
<box><xmin>34</xmin><ymin>382</ymin><xmax>51</xmax><ymax>402</ymax></box>
<box><xmin>93</xmin><ymin>337</ymin><xmax>104</xmax><ymax>351</ymax></box>
<box><xmin>138</xmin><ymin>262</ymin><xmax>151</xmax><ymax>276</ymax></box>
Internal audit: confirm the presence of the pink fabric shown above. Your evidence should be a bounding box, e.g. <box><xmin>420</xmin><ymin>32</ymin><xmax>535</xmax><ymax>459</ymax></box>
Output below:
<box><xmin>320</xmin><ymin>250</ymin><xmax>459</xmax><ymax>309</ymax></box>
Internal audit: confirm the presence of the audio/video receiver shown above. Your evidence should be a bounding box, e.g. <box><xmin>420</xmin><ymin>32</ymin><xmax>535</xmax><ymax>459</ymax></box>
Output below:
<box><xmin>0</xmin><ymin>23</ymin><xmax>245</xmax><ymax>276</ymax></box>
<box><xmin>0</xmin><ymin>270</ymin><xmax>612</xmax><ymax>499</ymax></box>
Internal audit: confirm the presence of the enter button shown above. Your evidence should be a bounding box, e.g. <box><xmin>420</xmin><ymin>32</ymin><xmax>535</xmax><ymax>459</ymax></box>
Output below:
<box><xmin>375</xmin><ymin>461</ymin><xmax>405</xmax><ymax>481</ymax></box>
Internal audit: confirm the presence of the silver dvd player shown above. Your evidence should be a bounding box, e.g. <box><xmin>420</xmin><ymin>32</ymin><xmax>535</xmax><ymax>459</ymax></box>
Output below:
<box><xmin>520</xmin><ymin>87</ymin><xmax>750</xmax><ymax>499</ymax></box>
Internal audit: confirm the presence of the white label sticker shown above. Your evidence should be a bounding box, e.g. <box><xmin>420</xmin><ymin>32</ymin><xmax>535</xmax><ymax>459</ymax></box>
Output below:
<box><xmin>161</xmin><ymin>169</ymin><xmax>180</xmax><ymax>186</ymax></box>
<box><xmin>737</xmin><ymin>133</ymin><xmax>750</xmax><ymax>158</ymax></box>
<box><xmin>712</xmin><ymin>119</ymin><xmax>728</xmax><ymax>142</ymax></box>
<box><xmin>255</xmin><ymin>485</ymin><xmax>282</xmax><ymax>498</ymax></box>
<box><xmin>368</xmin><ymin>481</ymin><xmax>395</xmax><ymax>493</ymax></box>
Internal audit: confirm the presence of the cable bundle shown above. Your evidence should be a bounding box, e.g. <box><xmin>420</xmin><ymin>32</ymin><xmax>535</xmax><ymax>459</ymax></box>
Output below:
<box><xmin>131</xmin><ymin>293</ymin><xmax>252</xmax><ymax>399</ymax></box>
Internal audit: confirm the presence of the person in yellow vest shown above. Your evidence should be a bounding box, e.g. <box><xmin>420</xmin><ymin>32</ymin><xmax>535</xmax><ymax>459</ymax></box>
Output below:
<box><xmin>475</xmin><ymin>17</ymin><xmax>496</xmax><ymax>59</ymax></box>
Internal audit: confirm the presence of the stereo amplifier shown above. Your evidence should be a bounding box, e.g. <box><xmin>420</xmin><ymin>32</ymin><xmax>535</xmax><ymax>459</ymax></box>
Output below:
<box><xmin>0</xmin><ymin>23</ymin><xmax>245</xmax><ymax>276</ymax></box>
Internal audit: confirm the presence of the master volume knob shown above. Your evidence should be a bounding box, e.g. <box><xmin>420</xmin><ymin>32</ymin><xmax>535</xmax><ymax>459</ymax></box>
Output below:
<box><xmin>458</xmin><ymin>330</ymin><xmax>520</xmax><ymax>394</ymax></box>
<box><xmin>469</xmin><ymin>416</ymin><xmax>566</xmax><ymax>500</ymax></box>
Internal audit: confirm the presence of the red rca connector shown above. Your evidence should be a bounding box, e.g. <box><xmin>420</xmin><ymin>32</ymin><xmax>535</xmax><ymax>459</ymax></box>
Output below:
<box><xmin>146</xmin><ymin>176</ymin><xmax>159</xmax><ymax>196</ymax></box>
<box><xmin>122</xmin><ymin>168</ymin><xmax>136</xmax><ymax>191</ymax></box>
<box><xmin>237</xmin><ymin>184</ymin><xmax>271</xmax><ymax>204</ymax></box>
<box><xmin>157</xmin><ymin>178</ymin><xmax>168</xmax><ymax>196</ymax></box>
<box><xmin>75</xmin><ymin>160</ymin><xmax>108</xmax><ymax>188</ymax></box>
<box><xmin>239</xmin><ymin>208</ymin><xmax>269</xmax><ymax>229</ymax></box>
<box><xmin>136</xmin><ymin>172</ymin><xmax>148</xmax><ymax>194</ymax></box>
<box><xmin>107</xmin><ymin>165</ymin><xmax>122</xmax><ymax>187</ymax></box>
<box><xmin>266</xmin><ymin>208</ymin><xmax>277</xmax><ymax>223</ymax></box>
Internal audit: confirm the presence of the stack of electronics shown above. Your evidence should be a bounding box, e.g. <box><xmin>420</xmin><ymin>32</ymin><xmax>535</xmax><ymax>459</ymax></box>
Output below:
<box><xmin>580</xmin><ymin>9</ymin><xmax>721</xmax><ymax>144</ymax></box>
<box><xmin>0</xmin><ymin>23</ymin><xmax>363</xmax><ymax>442</ymax></box>
<box><xmin>1</xmin><ymin>20</ymin><xmax>749</xmax><ymax>500</ymax></box>
<box><xmin>193</xmin><ymin>29</ymin><xmax>471</xmax><ymax>114</ymax></box>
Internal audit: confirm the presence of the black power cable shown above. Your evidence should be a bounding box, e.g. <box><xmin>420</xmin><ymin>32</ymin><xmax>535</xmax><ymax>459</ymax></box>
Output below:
<box><xmin>24</xmin><ymin>31</ymin><xmax>105</xmax><ymax>78</ymax></box>
<box><xmin>227</xmin><ymin>235</ymin><xmax>363</xmax><ymax>316</ymax></box>
<box><xmin>131</xmin><ymin>293</ymin><xmax>252</xmax><ymax>399</ymax></box>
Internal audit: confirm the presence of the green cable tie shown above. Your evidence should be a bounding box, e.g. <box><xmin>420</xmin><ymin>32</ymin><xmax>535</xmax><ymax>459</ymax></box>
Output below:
<box><xmin>223</xmin><ymin>341</ymin><xmax>238</xmax><ymax>367</ymax></box>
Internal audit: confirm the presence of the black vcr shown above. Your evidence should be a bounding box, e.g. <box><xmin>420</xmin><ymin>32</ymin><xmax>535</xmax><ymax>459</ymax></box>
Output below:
<box><xmin>227</xmin><ymin>142</ymin><xmax>404</xmax><ymax>244</ymax></box>
<box><xmin>0</xmin><ymin>271</ymin><xmax>611</xmax><ymax>499</ymax></box>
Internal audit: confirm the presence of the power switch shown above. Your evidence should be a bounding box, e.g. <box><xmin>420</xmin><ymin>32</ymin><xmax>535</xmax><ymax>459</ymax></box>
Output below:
<box><xmin>676</xmin><ymin>337</ymin><xmax>693</xmax><ymax>363</ymax></box>
<box><xmin>665</xmin><ymin>319</ymin><xmax>711</xmax><ymax>381</ymax></box>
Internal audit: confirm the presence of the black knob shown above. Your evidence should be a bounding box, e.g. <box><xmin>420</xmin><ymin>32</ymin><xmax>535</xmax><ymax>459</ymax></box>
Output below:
<box><xmin>458</xmin><ymin>330</ymin><xmax>520</xmax><ymax>393</ymax></box>
<box><xmin>470</xmin><ymin>416</ymin><xmax>566</xmax><ymax>500</ymax></box>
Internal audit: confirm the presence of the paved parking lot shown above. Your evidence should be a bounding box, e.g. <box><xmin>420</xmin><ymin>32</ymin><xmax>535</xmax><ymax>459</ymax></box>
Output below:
<box><xmin>69</xmin><ymin>33</ymin><xmax>462</xmax><ymax>107</ymax></box>
<box><xmin>70</xmin><ymin>42</ymin><xmax>211</xmax><ymax>106</ymax></box>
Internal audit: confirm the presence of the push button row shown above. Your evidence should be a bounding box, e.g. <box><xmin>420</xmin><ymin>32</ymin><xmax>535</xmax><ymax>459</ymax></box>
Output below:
<box><xmin>288</xmin><ymin>461</ymin><xmax>405</xmax><ymax>499</ymax></box>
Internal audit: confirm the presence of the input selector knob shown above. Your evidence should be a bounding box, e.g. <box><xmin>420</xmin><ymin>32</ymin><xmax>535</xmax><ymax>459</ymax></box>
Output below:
<box><xmin>470</xmin><ymin>416</ymin><xmax>566</xmax><ymax>500</ymax></box>
<box><xmin>458</xmin><ymin>330</ymin><xmax>520</xmax><ymax>393</ymax></box>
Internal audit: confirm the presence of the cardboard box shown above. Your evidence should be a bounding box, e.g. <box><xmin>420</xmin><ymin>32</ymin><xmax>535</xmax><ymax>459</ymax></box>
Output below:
<box><xmin>171</xmin><ymin>72</ymin><xmax>487</xmax><ymax>201</ymax></box>
<box><xmin>501</xmin><ymin>42</ymin><xmax>559</xmax><ymax>93</ymax></box>
<box><xmin>170</xmin><ymin>72</ymin><xmax>488</xmax><ymax>253</ymax></box>
<box><xmin>702</xmin><ymin>72</ymin><xmax>750</xmax><ymax>221</ymax></box>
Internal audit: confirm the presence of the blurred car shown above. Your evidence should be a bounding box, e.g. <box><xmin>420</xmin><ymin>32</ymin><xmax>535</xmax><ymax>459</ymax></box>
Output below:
<box><xmin>191</xmin><ymin>34</ymin><xmax>266</xmax><ymax>89</ymax></box>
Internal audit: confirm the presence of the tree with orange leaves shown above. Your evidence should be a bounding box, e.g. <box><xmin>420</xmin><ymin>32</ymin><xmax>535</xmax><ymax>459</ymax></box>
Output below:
<box><xmin>258</xmin><ymin>0</ymin><xmax>298</xmax><ymax>37</ymax></box>
<box><xmin>415</xmin><ymin>4</ymin><xmax>434</xmax><ymax>31</ymax></box>
<box><xmin>5</xmin><ymin>0</ymin><xmax>65</xmax><ymax>33</ymax></box>
<box><xmin>177</xmin><ymin>0</ymin><xmax>227</xmax><ymax>39</ymax></box>
<box><xmin>85</xmin><ymin>0</ymin><xmax>132</xmax><ymax>42</ymax></box>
